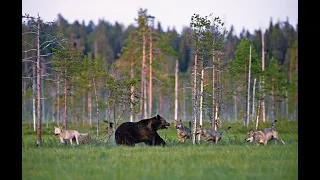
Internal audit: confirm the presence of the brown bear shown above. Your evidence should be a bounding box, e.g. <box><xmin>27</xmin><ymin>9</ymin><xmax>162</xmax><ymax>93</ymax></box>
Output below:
<box><xmin>114</xmin><ymin>114</ymin><xmax>170</xmax><ymax>146</ymax></box>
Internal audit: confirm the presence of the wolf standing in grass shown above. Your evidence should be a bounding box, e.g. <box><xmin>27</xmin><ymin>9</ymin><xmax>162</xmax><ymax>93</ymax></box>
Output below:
<box><xmin>54</xmin><ymin>126</ymin><xmax>88</xmax><ymax>145</ymax></box>
<box><xmin>195</xmin><ymin>126</ymin><xmax>231</xmax><ymax>144</ymax></box>
<box><xmin>174</xmin><ymin>119</ymin><xmax>192</xmax><ymax>143</ymax></box>
<box><xmin>115</xmin><ymin>114</ymin><xmax>170</xmax><ymax>146</ymax></box>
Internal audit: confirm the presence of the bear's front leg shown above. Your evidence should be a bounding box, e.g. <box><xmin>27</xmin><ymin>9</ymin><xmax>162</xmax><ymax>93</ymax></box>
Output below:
<box><xmin>145</xmin><ymin>133</ymin><xmax>166</xmax><ymax>146</ymax></box>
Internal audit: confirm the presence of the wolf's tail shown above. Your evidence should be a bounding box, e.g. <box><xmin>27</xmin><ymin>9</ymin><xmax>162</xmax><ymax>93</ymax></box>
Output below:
<box><xmin>103</xmin><ymin>120</ymin><xmax>114</xmax><ymax>128</ymax></box>
<box><xmin>221</xmin><ymin>127</ymin><xmax>231</xmax><ymax>135</ymax></box>
<box><xmin>80</xmin><ymin>133</ymin><xmax>88</xmax><ymax>136</ymax></box>
<box><xmin>271</xmin><ymin>119</ymin><xmax>277</xmax><ymax>130</ymax></box>
<box><xmin>188</xmin><ymin>121</ymin><xmax>192</xmax><ymax>133</ymax></box>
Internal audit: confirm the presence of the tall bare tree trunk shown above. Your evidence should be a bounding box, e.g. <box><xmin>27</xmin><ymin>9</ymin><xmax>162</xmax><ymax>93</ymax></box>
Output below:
<box><xmin>255</xmin><ymin>78</ymin><xmax>261</xmax><ymax>130</ymax></box>
<box><xmin>36</xmin><ymin>16</ymin><xmax>42</xmax><ymax>145</ymax></box>
<box><xmin>88</xmin><ymin>82</ymin><xmax>92</xmax><ymax>126</ymax></box>
<box><xmin>141</xmin><ymin>29</ymin><xmax>147</xmax><ymax>119</ymax></box>
<box><xmin>93</xmin><ymin>78</ymin><xmax>100</xmax><ymax>137</ymax></box>
<box><xmin>130</xmin><ymin>55</ymin><xmax>135</xmax><ymax>122</ymax></box>
<box><xmin>183</xmin><ymin>79</ymin><xmax>186</xmax><ymax>120</ymax></box>
<box><xmin>143</xmin><ymin>72</ymin><xmax>147</xmax><ymax>118</ymax></box>
<box><xmin>130</xmin><ymin>32</ymin><xmax>135</xmax><ymax>122</ymax></box>
<box><xmin>52</xmin><ymin>95</ymin><xmax>55</xmax><ymax>123</ymax></box>
<box><xmin>23</xmin><ymin>51</ymin><xmax>29</xmax><ymax>123</ymax></box>
<box><xmin>82</xmin><ymin>88</ymin><xmax>86</xmax><ymax>127</ymax></box>
<box><xmin>63</xmin><ymin>69</ymin><xmax>68</xmax><ymax>130</ymax></box>
<box><xmin>212</xmin><ymin>50</ymin><xmax>216</xmax><ymax>130</ymax></box>
<box><xmin>32</xmin><ymin>55</ymin><xmax>37</xmax><ymax>132</ymax></box>
<box><xmin>106</xmin><ymin>94</ymin><xmax>111</xmax><ymax>144</ymax></box>
<box><xmin>41</xmin><ymin>61</ymin><xmax>47</xmax><ymax>128</ymax></box>
<box><xmin>271</xmin><ymin>80</ymin><xmax>275</xmax><ymax>121</ymax></box>
<box><xmin>216</xmin><ymin>58</ymin><xmax>222</xmax><ymax>128</ymax></box>
<box><xmin>192</xmin><ymin>53</ymin><xmax>198</xmax><ymax>145</ymax></box>
<box><xmin>246</xmin><ymin>45</ymin><xmax>252</xmax><ymax>128</ymax></box>
<box><xmin>261</xmin><ymin>32</ymin><xmax>266</xmax><ymax>123</ymax></box>
<box><xmin>198</xmin><ymin>67</ymin><xmax>204</xmax><ymax>143</ymax></box>
<box><xmin>57</xmin><ymin>74</ymin><xmax>60</xmax><ymax>126</ymax></box>
<box><xmin>174</xmin><ymin>59</ymin><xmax>179</xmax><ymax>121</ymax></box>
<box><xmin>252</xmin><ymin>78</ymin><xmax>257</xmax><ymax>122</ymax></box>
<box><xmin>149</xmin><ymin>25</ymin><xmax>153</xmax><ymax>117</ymax></box>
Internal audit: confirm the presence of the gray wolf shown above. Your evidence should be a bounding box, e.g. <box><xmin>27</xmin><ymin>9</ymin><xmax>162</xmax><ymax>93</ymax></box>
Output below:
<box><xmin>174</xmin><ymin>119</ymin><xmax>192</xmax><ymax>143</ymax></box>
<box><xmin>245</xmin><ymin>130</ymin><xmax>267</xmax><ymax>145</ymax></box>
<box><xmin>245</xmin><ymin>120</ymin><xmax>285</xmax><ymax>145</ymax></box>
<box><xmin>114</xmin><ymin>114</ymin><xmax>170</xmax><ymax>146</ymax></box>
<box><xmin>54</xmin><ymin>126</ymin><xmax>88</xmax><ymax>145</ymax></box>
<box><xmin>195</xmin><ymin>126</ymin><xmax>231</xmax><ymax>144</ymax></box>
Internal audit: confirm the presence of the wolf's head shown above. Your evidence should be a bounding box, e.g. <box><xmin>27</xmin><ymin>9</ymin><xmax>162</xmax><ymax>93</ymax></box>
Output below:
<box><xmin>245</xmin><ymin>131</ymin><xmax>255</xmax><ymax>142</ymax></box>
<box><xmin>54</xmin><ymin>126</ymin><xmax>63</xmax><ymax>136</ymax></box>
<box><xmin>174</xmin><ymin>119</ymin><xmax>185</xmax><ymax>129</ymax></box>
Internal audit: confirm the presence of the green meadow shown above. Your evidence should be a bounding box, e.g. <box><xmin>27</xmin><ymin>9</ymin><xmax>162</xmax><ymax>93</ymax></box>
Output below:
<box><xmin>22</xmin><ymin>120</ymin><xmax>298</xmax><ymax>180</ymax></box>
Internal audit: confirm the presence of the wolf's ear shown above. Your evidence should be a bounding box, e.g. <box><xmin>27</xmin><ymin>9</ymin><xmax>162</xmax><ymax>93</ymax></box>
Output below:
<box><xmin>179</xmin><ymin>119</ymin><xmax>182</xmax><ymax>122</ymax></box>
<box><xmin>156</xmin><ymin>114</ymin><xmax>160</xmax><ymax>119</ymax></box>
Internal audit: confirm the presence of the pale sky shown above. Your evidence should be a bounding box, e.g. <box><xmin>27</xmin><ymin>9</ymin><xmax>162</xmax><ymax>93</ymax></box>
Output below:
<box><xmin>22</xmin><ymin>0</ymin><xmax>298</xmax><ymax>36</ymax></box>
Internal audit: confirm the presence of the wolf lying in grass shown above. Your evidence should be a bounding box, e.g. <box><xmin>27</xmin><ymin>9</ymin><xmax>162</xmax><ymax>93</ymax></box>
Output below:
<box><xmin>174</xmin><ymin>119</ymin><xmax>192</xmax><ymax>143</ymax></box>
<box><xmin>245</xmin><ymin>120</ymin><xmax>285</xmax><ymax>145</ymax></box>
<box><xmin>54</xmin><ymin>126</ymin><xmax>89</xmax><ymax>145</ymax></box>
<box><xmin>195</xmin><ymin>126</ymin><xmax>231</xmax><ymax>144</ymax></box>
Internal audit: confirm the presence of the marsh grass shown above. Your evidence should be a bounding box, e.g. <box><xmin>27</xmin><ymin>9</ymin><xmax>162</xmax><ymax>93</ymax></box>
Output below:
<box><xmin>22</xmin><ymin>120</ymin><xmax>298</xmax><ymax>180</ymax></box>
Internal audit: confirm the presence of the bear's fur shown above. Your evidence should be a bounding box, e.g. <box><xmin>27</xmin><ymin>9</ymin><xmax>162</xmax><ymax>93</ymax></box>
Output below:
<box><xmin>114</xmin><ymin>114</ymin><xmax>170</xmax><ymax>146</ymax></box>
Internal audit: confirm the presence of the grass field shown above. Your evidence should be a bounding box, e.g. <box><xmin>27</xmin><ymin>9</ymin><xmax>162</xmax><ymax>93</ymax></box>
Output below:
<box><xmin>22</xmin><ymin>120</ymin><xmax>298</xmax><ymax>180</ymax></box>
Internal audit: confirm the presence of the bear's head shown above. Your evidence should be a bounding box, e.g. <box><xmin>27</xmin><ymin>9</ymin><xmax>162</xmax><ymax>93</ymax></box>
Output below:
<box><xmin>150</xmin><ymin>114</ymin><xmax>170</xmax><ymax>131</ymax></box>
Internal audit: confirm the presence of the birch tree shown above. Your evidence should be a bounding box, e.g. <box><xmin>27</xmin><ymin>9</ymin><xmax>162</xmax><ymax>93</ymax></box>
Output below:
<box><xmin>190</xmin><ymin>14</ymin><xmax>213</xmax><ymax>144</ymax></box>
<box><xmin>246</xmin><ymin>45</ymin><xmax>252</xmax><ymax>128</ymax></box>
<box><xmin>22</xmin><ymin>13</ymin><xmax>64</xmax><ymax>145</ymax></box>
<box><xmin>174</xmin><ymin>59</ymin><xmax>179</xmax><ymax>121</ymax></box>
<box><xmin>261</xmin><ymin>31</ymin><xmax>266</xmax><ymax>123</ymax></box>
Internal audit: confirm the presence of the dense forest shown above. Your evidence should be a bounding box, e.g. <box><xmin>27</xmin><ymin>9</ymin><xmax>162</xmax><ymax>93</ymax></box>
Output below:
<box><xmin>22</xmin><ymin>9</ymin><xmax>298</xmax><ymax>144</ymax></box>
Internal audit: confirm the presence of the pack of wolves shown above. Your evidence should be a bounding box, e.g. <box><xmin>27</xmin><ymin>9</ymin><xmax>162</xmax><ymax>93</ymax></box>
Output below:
<box><xmin>53</xmin><ymin>115</ymin><xmax>285</xmax><ymax>146</ymax></box>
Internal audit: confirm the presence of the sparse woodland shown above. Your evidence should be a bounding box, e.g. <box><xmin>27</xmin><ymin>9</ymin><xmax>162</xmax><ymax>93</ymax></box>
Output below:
<box><xmin>22</xmin><ymin>9</ymin><xmax>298</xmax><ymax>146</ymax></box>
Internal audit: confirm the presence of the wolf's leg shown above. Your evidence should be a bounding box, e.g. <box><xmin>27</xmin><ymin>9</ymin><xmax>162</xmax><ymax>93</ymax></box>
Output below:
<box><xmin>69</xmin><ymin>138</ymin><xmax>73</xmax><ymax>145</ymax></box>
<box><xmin>75</xmin><ymin>136</ymin><xmax>79</xmax><ymax>145</ymax></box>
<box><xmin>274</xmin><ymin>138</ymin><xmax>285</xmax><ymax>145</ymax></box>
<box><xmin>280</xmin><ymin>139</ymin><xmax>286</xmax><ymax>145</ymax></box>
<box><xmin>59</xmin><ymin>137</ymin><xmax>65</xmax><ymax>144</ymax></box>
<box><xmin>215</xmin><ymin>136</ymin><xmax>219</xmax><ymax>144</ymax></box>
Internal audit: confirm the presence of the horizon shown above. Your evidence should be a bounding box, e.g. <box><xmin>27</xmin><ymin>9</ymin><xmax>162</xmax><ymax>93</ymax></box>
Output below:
<box><xmin>22</xmin><ymin>0</ymin><xmax>298</xmax><ymax>36</ymax></box>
